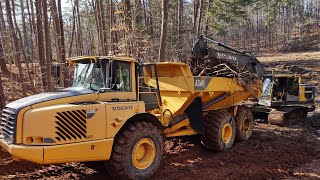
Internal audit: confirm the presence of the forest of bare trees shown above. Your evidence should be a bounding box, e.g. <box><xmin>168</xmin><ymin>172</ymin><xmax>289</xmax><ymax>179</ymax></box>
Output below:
<box><xmin>0</xmin><ymin>0</ymin><xmax>320</xmax><ymax>109</ymax></box>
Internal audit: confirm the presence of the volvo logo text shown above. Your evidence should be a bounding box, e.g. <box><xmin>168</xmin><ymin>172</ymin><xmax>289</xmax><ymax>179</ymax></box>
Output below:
<box><xmin>112</xmin><ymin>106</ymin><xmax>133</xmax><ymax>110</ymax></box>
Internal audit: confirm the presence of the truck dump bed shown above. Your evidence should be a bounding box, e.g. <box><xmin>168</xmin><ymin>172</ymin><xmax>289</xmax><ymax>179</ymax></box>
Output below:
<box><xmin>142</xmin><ymin>62</ymin><xmax>261</xmax><ymax>119</ymax></box>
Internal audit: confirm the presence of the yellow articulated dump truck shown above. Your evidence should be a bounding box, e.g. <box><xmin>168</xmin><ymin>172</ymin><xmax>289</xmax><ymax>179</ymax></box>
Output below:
<box><xmin>0</xmin><ymin>56</ymin><xmax>261</xmax><ymax>179</ymax></box>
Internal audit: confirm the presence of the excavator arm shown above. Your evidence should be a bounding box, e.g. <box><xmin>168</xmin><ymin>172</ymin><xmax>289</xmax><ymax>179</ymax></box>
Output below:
<box><xmin>192</xmin><ymin>35</ymin><xmax>265</xmax><ymax>78</ymax></box>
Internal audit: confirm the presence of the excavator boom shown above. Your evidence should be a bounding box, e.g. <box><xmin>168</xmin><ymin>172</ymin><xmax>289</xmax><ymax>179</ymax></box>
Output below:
<box><xmin>192</xmin><ymin>35</ymin><xmax>265</xmax><ymax>78</ymax></box>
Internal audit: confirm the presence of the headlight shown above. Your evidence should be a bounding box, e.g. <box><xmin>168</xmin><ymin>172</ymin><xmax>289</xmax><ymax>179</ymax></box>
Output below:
<box><xmin>26</xmin><ymin>136</ymin><xmax>44</xmax><ymax>144</ymax></box>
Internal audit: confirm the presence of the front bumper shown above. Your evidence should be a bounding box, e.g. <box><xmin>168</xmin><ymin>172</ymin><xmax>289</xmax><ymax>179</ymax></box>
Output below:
<box><xmin>0</xmin><ymin>138</ymin><xmax>44</xmax><ymax>163</ymax></box>
<box><xmin>0</xmin><ymin>138</ymin><xmax>114</xmax><ymax>164</ymax></box>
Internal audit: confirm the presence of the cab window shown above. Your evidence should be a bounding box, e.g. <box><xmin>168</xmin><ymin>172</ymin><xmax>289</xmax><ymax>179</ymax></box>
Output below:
<box><xmin>73</xmin><ymin>61</ymin><xmax>105</xmax><ymax>91</ymax></box>
<box><xmin>110</xmin><ymin>61</ymin><xmax>131</xmax><ymax>92</ymax></box>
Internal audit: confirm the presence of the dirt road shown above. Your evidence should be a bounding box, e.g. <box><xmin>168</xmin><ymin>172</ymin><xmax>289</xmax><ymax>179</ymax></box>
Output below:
<box><xmin>1</xmin><ymin>121</ymin><xmax>319</xmax><ymax>179</ymax></box>
<box><xmin>1</xmin><ymin>53</ymin><xmax>320</xmax><ymax>179</ymax></box>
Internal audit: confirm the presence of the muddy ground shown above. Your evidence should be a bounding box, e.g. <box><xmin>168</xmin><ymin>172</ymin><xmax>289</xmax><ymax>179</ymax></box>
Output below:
<box><xmin>1</xmin><ymin>53</ymin><xmax>320</xmax><ymax>179</ymax></box>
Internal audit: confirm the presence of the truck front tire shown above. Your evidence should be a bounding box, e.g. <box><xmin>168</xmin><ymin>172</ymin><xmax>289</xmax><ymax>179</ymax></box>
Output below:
<box><xmin>106</xmin><ymin>121</ymin><xmax>164</xmax><ymax>179</ymax></box>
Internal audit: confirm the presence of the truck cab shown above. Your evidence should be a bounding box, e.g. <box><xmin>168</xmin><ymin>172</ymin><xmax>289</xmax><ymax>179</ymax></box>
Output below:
<box><xmin>68</xmin><ymin>56</ymin><xmax>138</xmax><ymax>101</ymax></box>
<box><xmin>0</xmin><ymin>56</ymin><xmax>151</xmax><ymax>164</ymax></box>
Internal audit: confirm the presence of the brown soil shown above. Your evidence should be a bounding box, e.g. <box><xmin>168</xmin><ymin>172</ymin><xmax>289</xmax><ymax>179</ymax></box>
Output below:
<box><xmin>1</xmin><ymin>52</ymin><xmax>320</xmax><ymax>179</ymax></box>
<box><xmin>1</xmin><ymin>121</ymin><xmax>319</xmax><ymax>179</ymax></box>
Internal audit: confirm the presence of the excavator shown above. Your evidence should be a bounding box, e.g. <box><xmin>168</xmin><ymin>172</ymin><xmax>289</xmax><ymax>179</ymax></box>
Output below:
<box><xmin>192</xmin><ymin>35</ymin><xmax>316</xmax><ymax>124</ymax></box>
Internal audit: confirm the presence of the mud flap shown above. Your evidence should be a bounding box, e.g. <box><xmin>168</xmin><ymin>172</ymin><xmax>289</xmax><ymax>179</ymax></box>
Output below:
<box><xmin>184</xmin><ymin>97</ymin><xmax>204</xmax><ymax>134</ymax></box>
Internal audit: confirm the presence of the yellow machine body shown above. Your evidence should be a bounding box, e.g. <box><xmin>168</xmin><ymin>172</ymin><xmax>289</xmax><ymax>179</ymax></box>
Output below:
<box><xmin>143</xmin><ymin>62</ymin><xmax>261</xmax><ymax>136</ymax></box>
<box><xmin>0</xmin><ymin>56</ymin><xmax>261</xmax><ymax>164</ymax></box>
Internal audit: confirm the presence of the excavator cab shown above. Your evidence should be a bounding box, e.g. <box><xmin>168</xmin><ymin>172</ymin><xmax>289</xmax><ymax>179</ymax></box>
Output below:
<box><xmin>259</xmin><ymin>74</ymin><xmax>315</xmax><ymax>107</ymax></box>
<box><xmin>253</xmin><ymin>74</ymin><xmax>315</xmax><ymax>124</ymax></box>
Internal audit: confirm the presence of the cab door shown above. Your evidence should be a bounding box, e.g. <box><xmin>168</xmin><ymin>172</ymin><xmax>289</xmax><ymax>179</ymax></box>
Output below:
<box><xmin>259</xmin><ymin>76</ymin><xmax>273</xmax><ymax>106</ymax></box>
<box><xmin>97</xmin><ymin>59</ymin><xmax>137</xmax><ymax>101</ymax></box>
<box><xmin>286</xmin><ymin>77</ymin><xmax>299</xmax><ymax>102</ymax></box>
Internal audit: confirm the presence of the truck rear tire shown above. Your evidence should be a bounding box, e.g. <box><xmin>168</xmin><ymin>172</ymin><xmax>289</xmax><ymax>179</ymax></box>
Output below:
<box><xmin>201</xmin><ymin>110</ymin><xmax>236</xmax><ymax>151</ymax></box>
<box><xmin>105</xmin><ymin>121</ymin><xmax>164</xmax><ymax>180</ymax></box>
<box><xmin>235</xmin><ymin>105</ymin><xmax>253</xmax><ymax>141</ymax></box>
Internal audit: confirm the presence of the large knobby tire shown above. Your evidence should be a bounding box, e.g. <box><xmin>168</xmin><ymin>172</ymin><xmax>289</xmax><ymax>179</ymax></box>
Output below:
<box><xmin>235</xmin><ymin>105</ymin><xmax>254</xmax><ymax>141</ymax></box>
<box><xmin>201</xmin><ymin>110</ymin><xmax>236</xmax><ymax>151</ymax></box>
<box><xmin>106</xmin><ymin>121</ymin><xmax>164</xmax><ymax>180</ymax></box>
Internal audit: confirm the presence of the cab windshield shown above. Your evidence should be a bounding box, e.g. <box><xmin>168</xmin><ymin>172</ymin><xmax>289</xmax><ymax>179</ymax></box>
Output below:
<box><xmin>73</xmin><ymin>61</ymin><xmax>105</xmax><ymax>91</ymax></box>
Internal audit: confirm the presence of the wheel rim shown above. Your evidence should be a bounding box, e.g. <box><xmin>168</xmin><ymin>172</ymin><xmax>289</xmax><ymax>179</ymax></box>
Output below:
<box><xmin>222</xmin><ymin>123</ymin><xmax>232</xmax><ymax>144</ymax></box>
<box><xmin>243</xmin><ymin>117</ymin><xmax>250</xmax><ymax>132</ymax></box>
<box><xmin>132</xmin><ymin>138</ymin><xmax>156</xmax><ymax>170</ymax></box>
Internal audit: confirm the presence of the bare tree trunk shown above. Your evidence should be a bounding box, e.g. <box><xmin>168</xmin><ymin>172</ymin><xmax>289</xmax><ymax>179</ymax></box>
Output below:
<box><xmin>0</xmin><ymin>2</ymin><xmax>5</xmax><ymax>107</ymax></box>
<box><xmin>0</xmin><ymin>39</ymin><xmax>8</xmax><ymax>74</ymax></box>
<box><xmin>20</xmin><ymin>0</ymin><xmax>34</xmax><ymax>80</ymax></box>
<box><xmin>193</xmin><ymin>0</ymin><xmax>199</xmax><ymax>35</ymax></box>
<box><xmin>5</xmin><ymin>0</ymin><xmax>27</xmax><ymax>96</ymax></box>
<box><xmin>19</xmin><ymin>0</ymin><xmax>29</xmax><ymax>58</ymax></box>
<box><xmin>286</xmin><ymin>5</ymin><xmax>291</xmax><ymax>42</ymax></box>
<box><xmin>57</xmin><ymin>0</ymin><xmax>66</xmax><ymax>61</ymax></box>
<box><xmin>148</xmin><ymin>0</ymin><xmax>153</xmax><ymax>36</ymax></box>
<box><xmin>92</xmin><ymin>0</ymin><xmax>100</xmax><ymax>54</ymax></box>
<box><xmin>263</xmin><ymin>24</ymin><xmax>267</xmax><ymax>47</ymax></box>
<box><xmin>275</xmin><ymin>23</ymin><xmax>279</xmax><ymax>51</ymax></box>
<box><xmin>68</xmin><ymin>2</ymin><xmax>76</xmax><ymax>57</ymax></box>
<box><xmin>0</xmin><ymin>32</ymin><xmax>7</xmax><ymax>76</ymax></box>
<box><xmin>58</xmin><ymin>0</ymin><xmax>66</xmax><ymax>87</ymax></box>
<box><xmin>177</xmin><ymin>0</ymin><xmax>183</xmax><ymax>44</ymax></box>
<box><xmin>12</xmin><ymin>0</ymin><xmax>36</xmax><ymax>93</ymax></box>
<box><xmin>134</xmin><ymin>0</ymin><xmax>142</xmax><ymax>28</ymax></box>
<box><xmin>28</xmin><ymin>0</ymin><xmax>37</xmax><ymax>82</ymax></box>
<box><xmin>268</xmin><ymin>23</ymin><xmax>271</xmax><ymax>49</ymax></box>
<box><xmin>35</xmin><ymin>0</ymin><xmax>48</xmax><ymax>91</ymax></box>
<box><xmin>0</xmin><ymin>1</ymin><xmax>9</xmax><ymax>74</ymax></box>
<box><xmin>50</xmin><ymin>0</ymin><xmax>62</xmax><ymax>62</ymax></box>
<box><xmin>43</xmin><ymin>0</ymin><xmax>53</xmax><ymax>91</ymax></box>
<box><xmin>109</xmin><ymin>0</ymin><xmax>119</xmax><ymax>54</ymax></box>
<box><xmin>100</xmin><ymin>0</ymin><xmax>108</xmax><ymax>55</ymax></box>
<box><xmin>142</xmin><ymin>0</ymin><xmax>147</xmax><ymax>27</ymax></box>
<box><xmin>123</xmin><ymin>0</ymin><xmax>132</xmax><ymax>55</ymax></box>
<box><xmin>93</xmin><ymin>0</ymin><xmax>101</xmax><ymax>54</ymax></box>
<box><xmin>204</xmin><ymin>0</ymin><xmax>211</xmax><ymax>35</ymax></box>
<box><xmin>159</xmin><ymin>0</ymin><xmax>168</xmax><ymax>62</ymax></box>
<box><xmin>196</xmin><ymin>0</ymin><xmax>203</xmax><ymax>34</ymax></box>
<box><xmin>75</xmin><ymin>0</ymin><xmax>83</xmax><ymax>55</ymax></box>
<box><xmin>283</xmin><ymin>5</ymin><xmax>286</xmax><ymax>51</ymax></box>
<box><xmin>256</xmin><ymin>9</ymin><xmax>260</xmax><ymax>54</ymax></box>
<box><xmin>124</xmin><ymin>0</ymin><xmax>132</xmax><ymax>30</ymax></box>
<box><xmin>109</xmin><ymin>0</ymin><xmax>114</xmax><ymax>53</ymax></box>
<box><xmin>0</xmin><ymin>71</ymin><xmax>5</xmax><ymax>109</ymax></box>
<box><xmin>95</xmin><ymin>0</ymin><xmax>108</xmax><ymax>55</ymax></box>
<box><xmin>26</xmin><ymin>0</ymin><xmax>37</xmax><ymax>64</ymax></box>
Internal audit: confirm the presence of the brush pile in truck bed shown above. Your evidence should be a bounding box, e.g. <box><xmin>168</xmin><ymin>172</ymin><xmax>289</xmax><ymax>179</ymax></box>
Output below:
<box><xmin>191</xmin><ymin>57</ymin><xmax>259</xmax><ymax>91</ymax></box>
